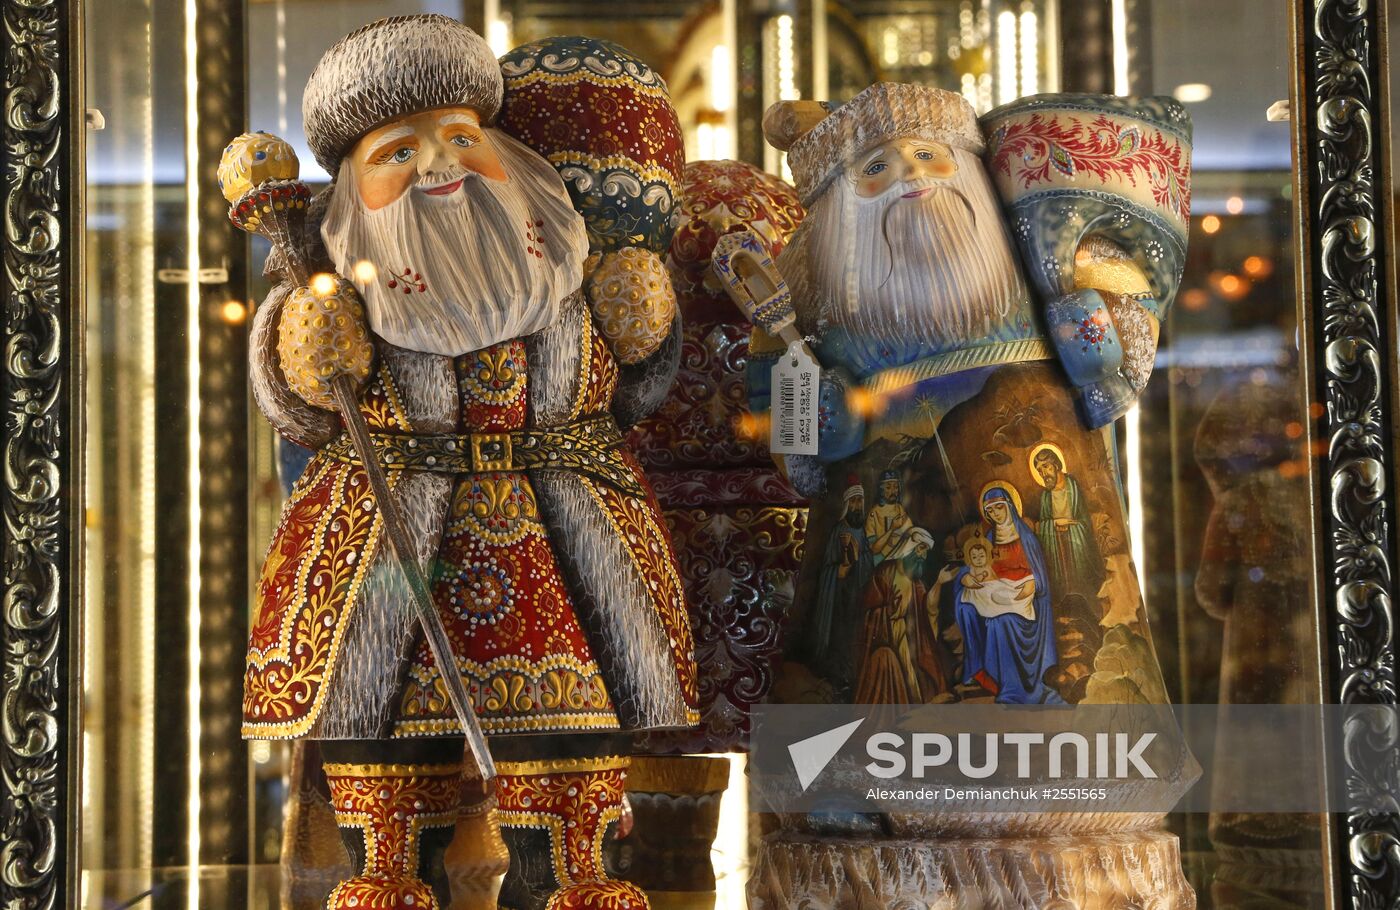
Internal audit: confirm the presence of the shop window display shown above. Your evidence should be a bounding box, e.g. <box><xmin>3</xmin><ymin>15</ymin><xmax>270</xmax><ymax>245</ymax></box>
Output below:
<box><xmin>2</xmin><ymin>1</ymin><xmax>1395</xmax><ymax>909</ymax></box>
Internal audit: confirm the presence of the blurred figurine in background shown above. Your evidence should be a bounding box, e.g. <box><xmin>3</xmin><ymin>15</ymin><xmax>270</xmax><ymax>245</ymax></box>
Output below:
<box><xmin>618</xmin><ymin>159</ymin><xmax>808</xmax><ymax>901</ymax></box>
<box><xmin>226</xmin><ymin>16</ymin><xmax>695</xmax><ymax>910</ymax></box>
<box><xmin>1195</xmin><ymin>376</ymin><xmax>1326</xmax><ymax>910</ymax></box>
<box><xmin>731</xmin><ymin>84</ymin><xmax>1196</xmax><ymax>906</ymax></box>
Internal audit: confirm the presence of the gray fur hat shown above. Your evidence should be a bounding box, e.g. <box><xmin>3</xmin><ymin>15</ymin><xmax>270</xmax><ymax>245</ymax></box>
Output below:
<box><xmin>773</xmin><ymin>82</ymin><xmax>984</xmax><ymax>205</ymax></box>
<box><xmin>302</xmin><ymin>14</ymin><xmax>503</xmax><ymax>175</ymax></box>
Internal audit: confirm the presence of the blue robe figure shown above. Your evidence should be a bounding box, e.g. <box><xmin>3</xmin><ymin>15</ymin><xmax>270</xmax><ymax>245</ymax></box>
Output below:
<box><xmin>954</xmin><ymin>486</ymin><xmax>1064</xmax><ymax>704</ymax></box>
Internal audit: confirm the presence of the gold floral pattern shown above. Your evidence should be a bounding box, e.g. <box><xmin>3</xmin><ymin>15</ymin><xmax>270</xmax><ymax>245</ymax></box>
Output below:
<box><xmin>244</xmin><ymin>461</ymin><xmax>383</xmax><ymax>737</ymax></box>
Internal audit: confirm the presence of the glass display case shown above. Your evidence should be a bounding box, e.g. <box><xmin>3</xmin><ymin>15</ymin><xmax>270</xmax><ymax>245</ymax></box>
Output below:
<box><xmin>2</xmin><ymin>1</ymin><xmax>1397</xmax><ymax>908</ymax></box>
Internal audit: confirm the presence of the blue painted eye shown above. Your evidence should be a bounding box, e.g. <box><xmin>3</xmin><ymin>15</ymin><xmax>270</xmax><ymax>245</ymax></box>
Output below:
<box><xmin>451</xmin><ymin>135</ymin><xmax>475</xmax><ymax>148</ymax></box>
<box><xmin>915</xmin><ymin>150</ymin><xmax>934</xmax><ymax>160</ymax></box>
<box><xmin>254</xmin><ymin>150</ymin><xmax>266</xmax><ymax>160</ymax></box>
<box><xmin>391</xmin><ymin>147</ymin><xmax>415</xmax><ymax>163</ymax></box>
<box><xmin>864</xmin><ymin>162</ymin><xmax>886</xmax><ymax>176</ymax></box>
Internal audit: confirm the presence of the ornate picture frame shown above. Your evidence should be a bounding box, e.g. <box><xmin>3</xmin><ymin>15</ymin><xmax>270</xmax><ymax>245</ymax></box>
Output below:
<box><xmin>1</xmin><ymin>0</ymin><xmax>1395</xmax><ymax>907</ymax></box>
<box><xmin>1293</xmin><ymin>2</ymin><xmax>1400</xmax><ymax>908</ymax></box>
<box><xmin>1</xmin><ymin>0</ymin><xmax>83</xmax><ymax>906</ymax></box>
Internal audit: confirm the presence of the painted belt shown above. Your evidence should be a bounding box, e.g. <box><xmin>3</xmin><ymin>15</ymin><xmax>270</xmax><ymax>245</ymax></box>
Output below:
<box><xmin>862</xmin><ymin>337</ymin><xmax>1055</xmax><ymax>396</ymax></box>
<box><xmin>320</xmin><ymin>414</ymin><xmax>645</xmax><ymax>497</ymax></box>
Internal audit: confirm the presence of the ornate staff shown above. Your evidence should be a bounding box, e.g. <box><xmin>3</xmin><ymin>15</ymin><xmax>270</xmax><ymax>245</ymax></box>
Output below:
<box><xmin>217</xmin><ymin>131</ymin><xmax>495</xmax><ymax>782</ymax></box>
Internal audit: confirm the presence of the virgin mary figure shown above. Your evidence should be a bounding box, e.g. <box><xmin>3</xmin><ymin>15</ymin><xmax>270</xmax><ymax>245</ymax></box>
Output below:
<box><xmin>954</xmin><ymin>483</ymin><xmax>1065</xmax><ymax>704</ymax></box>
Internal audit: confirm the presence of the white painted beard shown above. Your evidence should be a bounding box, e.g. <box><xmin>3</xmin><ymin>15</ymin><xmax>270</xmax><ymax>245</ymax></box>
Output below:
<box><xmin>321</xmin><ymin>129</ymin><xmax>588</xmax><ymax>357</ymax></box>
<box><xmin>785</xmin><ymin>153</ymin><xmax>1028</xmax><ymax>348</ymax></box>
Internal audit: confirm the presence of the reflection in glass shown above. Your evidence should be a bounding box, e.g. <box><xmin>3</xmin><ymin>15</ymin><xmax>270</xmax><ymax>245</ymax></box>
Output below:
<box><xmin>83</xmin><ymin>0</ymin><xmax>160</xmax><ymax>882</ymax></box>
<box><xmin>1130</xmin><ymin>2</ymin><xmax>1326</xmax><ymax>906</ymax></box>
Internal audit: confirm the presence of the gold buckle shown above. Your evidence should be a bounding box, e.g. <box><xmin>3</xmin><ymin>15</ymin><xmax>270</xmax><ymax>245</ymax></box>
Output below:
<box><xmin>470</xmin><ymin>432</ymin><xmax>513</xmax><ymax>472</ymax></box>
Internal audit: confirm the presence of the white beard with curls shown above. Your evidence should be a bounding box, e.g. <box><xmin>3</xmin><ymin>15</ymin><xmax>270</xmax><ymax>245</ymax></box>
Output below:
<box><xmin>783</xmin><ymin>147</ymin><xmax>1029</xmax><ymax>349</ymax></box>
<box><xmin>321</xmin><ymin>129</ymin><xmax>588</xmax><ymax>357</ymax></box>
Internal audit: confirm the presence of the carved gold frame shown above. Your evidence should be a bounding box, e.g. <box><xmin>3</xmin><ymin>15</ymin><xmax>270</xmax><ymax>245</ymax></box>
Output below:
<box><xmin>1</xmin><ymin>1</ymin><xmax>1396</xmax><ymax>907</ymax></box>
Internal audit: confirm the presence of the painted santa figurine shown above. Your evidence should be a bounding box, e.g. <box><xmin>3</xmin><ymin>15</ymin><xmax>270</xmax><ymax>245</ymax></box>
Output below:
<box><xmin>741</xmin><ymin>84</ymin><xmax>1197</xmax><ymax>904</ymax></box>
<box><xmin>240</xmin><ymin>16</ymin><xmax>695</xmax><ymax>910</ymax></box>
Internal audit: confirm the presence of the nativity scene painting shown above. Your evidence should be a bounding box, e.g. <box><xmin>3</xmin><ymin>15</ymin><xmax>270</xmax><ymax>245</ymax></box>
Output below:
<box><xmin>781</xmin><ymin>363</ymin><xmax>1167</xmax><ymax>708</ymax></box>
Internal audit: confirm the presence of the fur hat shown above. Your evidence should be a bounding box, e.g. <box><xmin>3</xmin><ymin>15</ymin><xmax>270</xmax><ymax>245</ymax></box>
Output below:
<box><xmin>767</xmin><ymin>82</ymin><xmax>984</xmax><ymax>204</ymax></box>
<box><xmin>302</xmin><ymin>15</ymin><xmax>503</xmax><ymax>175</ymax></box>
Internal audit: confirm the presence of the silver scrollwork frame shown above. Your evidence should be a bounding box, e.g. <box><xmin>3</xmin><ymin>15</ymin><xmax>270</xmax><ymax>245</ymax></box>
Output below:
<box><xmin>0</xmin><ymin>0</ymin><xmax>1395</xmax><ymax>908</ymax></box>
<box><xmin>1294</xmin><ymin>2</ymin><xmax>1400</xmax><ymax>910</ymax></box>
<box><xmin>1</xmin><ymin>0</ymin><xmax>83</xmax><ymax>906</ymax></box>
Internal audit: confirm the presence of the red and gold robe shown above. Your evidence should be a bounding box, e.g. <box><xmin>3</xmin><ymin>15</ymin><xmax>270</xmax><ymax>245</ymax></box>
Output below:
<box><xmin>243</xmin><ymin>288</ymin><xmax>698</xmax><ymax>739</ymax></box>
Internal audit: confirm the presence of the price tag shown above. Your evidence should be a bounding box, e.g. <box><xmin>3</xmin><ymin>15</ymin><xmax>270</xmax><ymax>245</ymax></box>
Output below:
<box><xmin>770</xmin><ymin>340</ymin><xmax>820</xmax><ymax>455</ymax></box>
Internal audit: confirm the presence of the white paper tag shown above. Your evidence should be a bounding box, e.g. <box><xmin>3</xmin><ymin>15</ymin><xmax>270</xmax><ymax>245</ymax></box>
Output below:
<box><xmin>770</xmin><ymin>341</ymin><xmax>820</xmax><ymax>455</ymax></box>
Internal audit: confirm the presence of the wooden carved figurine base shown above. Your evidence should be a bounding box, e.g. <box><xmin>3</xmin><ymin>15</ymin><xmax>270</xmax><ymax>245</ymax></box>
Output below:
<box><xmin>610</xmin><ymin>755</ymin><xmax>731</xmax><ymax>907</ymax></box>
<box><xmin>749</xmin><ymin>829</ymin><xmax>1194</xmax><ymax>910</ymax></box>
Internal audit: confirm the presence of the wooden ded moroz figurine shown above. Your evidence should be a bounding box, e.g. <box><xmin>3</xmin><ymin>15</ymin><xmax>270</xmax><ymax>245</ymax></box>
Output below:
<box><xmin>221</xmin><ymin>16</ymin><xmax>696</xmax><ymax>910</ymax></box>
<box><xmin>730</xmin><ymin>85</ymin><xmax>1196</xmax><ymax>905</ymax></box>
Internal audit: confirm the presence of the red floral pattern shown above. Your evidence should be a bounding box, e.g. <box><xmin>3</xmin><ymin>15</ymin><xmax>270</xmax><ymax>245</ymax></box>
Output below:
<box><xmin>495</xmin><ymin>758</ymin><xmax>646</xmax><ymax>908</ymax></box>
<box><xmin>630</xmin><ymin>322</ymin><xmax>780</xmax><ymax>474</ymax></box>
<box><xmin>639</xmin><ymin>505</ymin><xmax>806</xmax><ymax>753</ymax></box>
<box><xmin>664</xmin><ymin>160</ymin><xmax>805</xmax><ymax>317</ymax></box>
<box><xmin>628</xmin><ymin>160</ymin><xmax>810</xmax><ymax>752</ymax></box>
<box><xmin>987</xmin><ymin>112</ymin><xmax>1190</xmax><ymax>223</ymax></box>
<box><xmin>397</xmin><ymin>341</ymin><xmax>616</xmax><ymax>736</ymax></box>
<box><xmin>500</xmin><ymin>78</ymin><xmax>682</xmax><ymax>181</ymax></box>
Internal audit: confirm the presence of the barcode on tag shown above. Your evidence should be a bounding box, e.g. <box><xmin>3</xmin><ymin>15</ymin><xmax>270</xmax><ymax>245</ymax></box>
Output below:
<box><xmin>770</xmin><ymin>341</ymin><xmax>819</xmax><ymax>455</ymax></box>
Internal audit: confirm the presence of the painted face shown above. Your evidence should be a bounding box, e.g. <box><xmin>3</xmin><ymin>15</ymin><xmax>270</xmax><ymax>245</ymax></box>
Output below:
<box><xmin>967</xmin><ymin>545</ymin><xmax>989</xmax><ymax>568</ymax></box>
<box><xmin>349</xmin><ymin>106</ymin><xmax>509</xmax><ymax>211</ymax></box>
<box><xmin>1036</xmin><ymin>455</ymin><xmax>1062</xmax><ymax>486</ymax></box>
<box><xmin>880</xmin><ymin>479</ymin><xmax>900</xmax><ymax>501</ymax></box>
<box><xmin>984</xmin><ymin>500</ymin><xmax>1011</xmax><ymax>525</ymax></box>
<box><xmin>848</xmin><ymin>494</ymin><xmax>865</xmax><ymax>514</ymax></box>
<box><xmin>851</xmin><ymin>138</ymin><xmax>958</xmax><ymax>199</ymax></box>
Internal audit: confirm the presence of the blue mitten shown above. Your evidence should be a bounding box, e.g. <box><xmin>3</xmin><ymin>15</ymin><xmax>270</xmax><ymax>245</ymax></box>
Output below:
<box><xmin>1045</xmin><ymin>288</ymin><xmax>1158</xmax><ymax>427</ymax></box>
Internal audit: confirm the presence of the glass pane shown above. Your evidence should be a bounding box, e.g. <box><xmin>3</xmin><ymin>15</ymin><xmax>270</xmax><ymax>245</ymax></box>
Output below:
<box><xmin>1130</xmin><ymin>3</ymin><xmax>1325</xmax><ymax>904</ymax></box>
<box><xmin>78</xmin><ymin>1</ymin><xmax>1331</xmax><ymax>908</ymax></box>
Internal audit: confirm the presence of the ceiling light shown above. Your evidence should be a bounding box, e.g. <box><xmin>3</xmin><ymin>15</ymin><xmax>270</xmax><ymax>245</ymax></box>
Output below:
<box><xmin>1174</xmin><ymin>83</ymin><xmax>1212</xmax><ymax>103</ymax></box>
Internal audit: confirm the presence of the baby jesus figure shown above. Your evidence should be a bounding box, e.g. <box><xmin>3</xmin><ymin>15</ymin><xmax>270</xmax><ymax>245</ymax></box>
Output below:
<box><xmin>954</xmin><ymin>537</ymin><xmax>1037</xmax><ymax>621</ymax></box>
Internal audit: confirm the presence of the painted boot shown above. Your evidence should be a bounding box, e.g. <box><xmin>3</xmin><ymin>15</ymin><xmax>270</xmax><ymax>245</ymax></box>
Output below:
<box><xmin>496</xmin><ymin>756</ymin><xmax>649</xmax><ymax>910</ymax></box>
<box><xmin>322</xmin><ymin>760</ymin><xmax>464</xmax><ymax>910</ymax></box>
